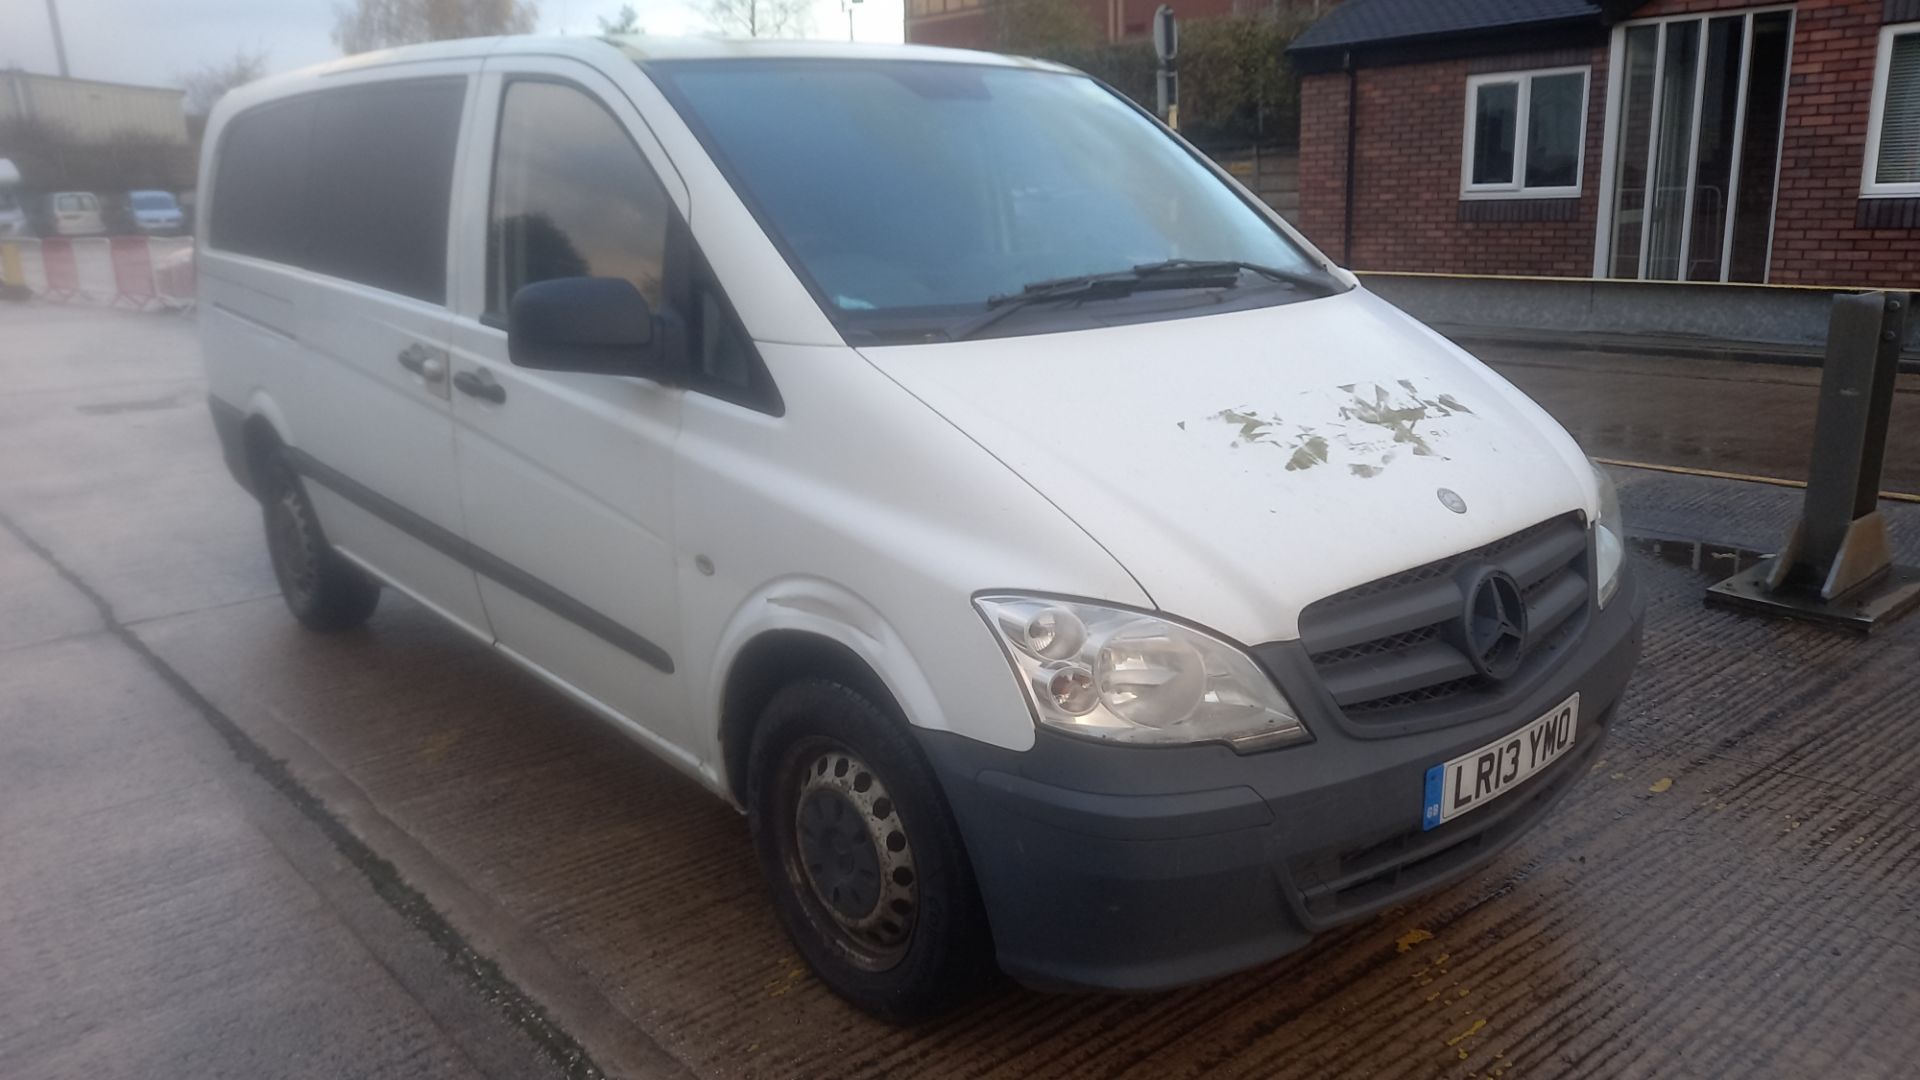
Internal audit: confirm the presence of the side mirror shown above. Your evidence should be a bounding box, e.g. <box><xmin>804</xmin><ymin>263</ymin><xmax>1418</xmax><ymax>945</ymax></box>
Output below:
<box><xmin>507</xmin><ymin>276</ymin><xmax>678</xmax><ymax>378</ymax></box>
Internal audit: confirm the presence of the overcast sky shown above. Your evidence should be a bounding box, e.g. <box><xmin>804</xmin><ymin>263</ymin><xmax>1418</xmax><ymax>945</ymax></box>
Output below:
<box><xmin>1</xmin><ymin>0</ymin><xmax>907</xmax><ymax>89</ymax></box>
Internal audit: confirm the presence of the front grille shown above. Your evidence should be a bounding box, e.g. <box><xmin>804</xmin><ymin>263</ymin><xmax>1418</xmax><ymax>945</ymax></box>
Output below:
<box><xmin>1296</xmin><ymin>513</ymin><xmax>1590</xmax><ymax>728</ymax></box>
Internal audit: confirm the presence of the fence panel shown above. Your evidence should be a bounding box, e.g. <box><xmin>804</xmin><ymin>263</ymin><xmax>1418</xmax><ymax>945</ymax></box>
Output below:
<box><xmin>72</xmin><ymin>237</ymin><xmax>116</xmax><ymax>301</ymax></box>
<box><xmin>149</xmin><ymin>238</ymin><xmax>195</xmax><ymax>308</ymax></box>
<box><xmin>109</xmin><ymin>236</ymin><xmax>158</xmax><ymax>309</ymax></box>
<box><xmin>40</xmin><ymin>239</ymin><xmax>77</xmax><ymax>300</ymax></box>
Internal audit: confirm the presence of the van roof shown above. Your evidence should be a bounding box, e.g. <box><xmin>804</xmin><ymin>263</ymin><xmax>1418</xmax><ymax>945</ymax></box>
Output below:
<box><xmin>249</xmin><ymin>34</ymin><xmax>1061</xmax><ymax>88</ymax></box>
<box><xmin>212</xmin><ymin>35</ymin><xmax>1075</xmax><ymax>126</ymax></box>
<box><xmin>608</xmin><ymin>34</ymin><xmax>1065</xmax><ymax>70</ymax></box>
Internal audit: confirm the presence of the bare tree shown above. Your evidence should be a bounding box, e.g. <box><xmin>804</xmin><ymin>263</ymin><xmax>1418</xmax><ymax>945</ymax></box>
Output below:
<box><xmin>704</xmin><ymin>0</ymin><xmax>810</xmax><ymax>38</ymax></box>
<box><xmin>597</xmin><ymin>3</ymin><xmax>641</xmax><ymax>34</ymax></box>
<box><xmin>180</xmin><ymin>49</ymin><xmax>268</xmax><ymax>117</ymax></box>
<box><xmin>333</xmin><ymin>0</ymin><xmax>540</xmax><ymax>55</ymax></box>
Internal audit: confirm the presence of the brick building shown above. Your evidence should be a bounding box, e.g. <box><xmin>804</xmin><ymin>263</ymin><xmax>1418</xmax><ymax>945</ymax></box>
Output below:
<box><xmin>1288</xmin><ymin>0</ymin><xmax>1920</xmax><ymax>287</ymax></box>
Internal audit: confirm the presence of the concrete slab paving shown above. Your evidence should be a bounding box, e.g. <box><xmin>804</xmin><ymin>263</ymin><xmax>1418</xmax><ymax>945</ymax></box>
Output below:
<box><xmin>0</xmin><ymin>622</ymin><xmax>572</xmax><ymax>1079</ymax></box>
<box><xmin>4</xmin><ymin>300</ymin><xmax>1919</xmax><ymax>1078</ymax></box>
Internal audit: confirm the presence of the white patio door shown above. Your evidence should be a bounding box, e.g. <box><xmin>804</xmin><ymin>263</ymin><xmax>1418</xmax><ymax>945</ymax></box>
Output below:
<box><xmin>1597</xmin><ymin>9</ymin><xmax>1794</xmax><ymax>282</ymax></box>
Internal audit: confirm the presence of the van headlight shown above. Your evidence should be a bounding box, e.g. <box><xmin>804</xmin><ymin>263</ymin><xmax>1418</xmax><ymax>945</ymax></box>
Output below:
<box><xmin>974</xmin><ymin>595</ymin><xmax>1309</xmax><ymax>751</ymax></box>
<box><xmin>1592</xmin><ymin>462</ymin><xmax>1624</xmax><ymax>608</ymax></box>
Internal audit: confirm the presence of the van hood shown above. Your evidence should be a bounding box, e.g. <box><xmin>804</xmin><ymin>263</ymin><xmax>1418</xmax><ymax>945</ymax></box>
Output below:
<box><xmin>858</xmin><ymin>288</ymin><xmax>1599</xmax><ymax>645</ymax></box>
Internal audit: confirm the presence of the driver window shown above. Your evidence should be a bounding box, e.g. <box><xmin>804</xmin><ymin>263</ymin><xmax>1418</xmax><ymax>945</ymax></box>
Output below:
<box><xmin>486</xmin><ymin>80</ymin><xmax>671</xmax><ymax>318</ymax></box>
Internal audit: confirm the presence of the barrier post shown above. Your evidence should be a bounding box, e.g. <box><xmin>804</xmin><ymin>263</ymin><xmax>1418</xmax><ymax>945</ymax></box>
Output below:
<box><xmin>1707</xmin><ymin>291</ymin><xmax>1920</xmax><ymax>631</ymax></box>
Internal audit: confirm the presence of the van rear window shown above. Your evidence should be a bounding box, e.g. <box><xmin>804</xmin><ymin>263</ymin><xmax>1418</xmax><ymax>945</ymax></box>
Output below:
<box><xmin>210</xmin><ymin>78</ymin><xmax>464</xmax><ymax>304</ymax></box>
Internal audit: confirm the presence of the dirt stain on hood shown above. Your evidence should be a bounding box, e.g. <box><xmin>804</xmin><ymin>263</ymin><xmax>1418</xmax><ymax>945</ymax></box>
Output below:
<box><xmin>1199</xmin><ymin>380</ymin><xmax>1477</xmax><ymax>477</ymax></box>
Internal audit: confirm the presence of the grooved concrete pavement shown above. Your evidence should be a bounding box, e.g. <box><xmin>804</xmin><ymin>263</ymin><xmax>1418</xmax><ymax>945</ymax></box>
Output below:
<box><xmin>3</xmin><ymin>301</ymin><xmax>1917</xmax><ymax>1078</ymax></box>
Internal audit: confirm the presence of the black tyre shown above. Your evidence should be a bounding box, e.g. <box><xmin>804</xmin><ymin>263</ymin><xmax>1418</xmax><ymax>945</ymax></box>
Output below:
<box><xmin>747</xmin><ymin>679</ymin><xmax>996</xmax><ymax>1021</ymax></box>
<box><xmin>260</xmin><ymin>453</ymin><xmax>380</xmax><ymax>632</ymax></box>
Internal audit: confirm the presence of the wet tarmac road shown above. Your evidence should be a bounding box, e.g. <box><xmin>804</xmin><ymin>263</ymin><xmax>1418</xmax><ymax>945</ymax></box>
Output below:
<box><xmin>1475</xmin><ymin>344</ymin><xmax>1920</xmax><ymax>497</ymax></box>
<box><xmin>4</xmin><ymin>303</ymin><xmax>1918</xmax><ymax>1078</ymax></box>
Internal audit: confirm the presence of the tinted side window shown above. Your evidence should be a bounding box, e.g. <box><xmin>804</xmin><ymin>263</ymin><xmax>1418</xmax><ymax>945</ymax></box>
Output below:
<box><xmin>210</xmin><ymin>97</ymin><xmax>314</xmax><ymax>263</ymax></box>
<box><xmin>306</xmin><ymin>79</ymin><xmax>465</xmax><ymax>303</ymax></box>
<box><xmin>487</xmin><ymin>80</ymin><xmax>670</xmax><ymax>317</ymax></box>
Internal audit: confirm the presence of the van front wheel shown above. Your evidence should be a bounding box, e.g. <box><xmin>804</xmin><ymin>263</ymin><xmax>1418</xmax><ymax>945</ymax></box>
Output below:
<box><xmin>261</xmin><ymin>454</ymin><xmax>380</xmax><ymax>632</ymax></box>
<box><xmin>747</xmin><ymin>680</ymin><xmax>994</xmax><ymax>1021</ymax></box>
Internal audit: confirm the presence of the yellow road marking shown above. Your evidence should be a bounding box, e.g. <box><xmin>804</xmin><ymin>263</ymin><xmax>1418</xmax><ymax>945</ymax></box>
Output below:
<box><xmin>1593</xmin><ymin>457</ymin><xmax>1920</xmax><ymax>504</ymax></box>
<box><xmin>1356</xmin><ymin>269</ymin><xmax>1902</xmax><ymax>293</ymax></box>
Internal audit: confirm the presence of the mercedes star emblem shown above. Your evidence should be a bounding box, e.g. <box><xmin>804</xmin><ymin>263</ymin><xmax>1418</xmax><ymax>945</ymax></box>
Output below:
<box><xmin>1463</xmin><ymin>569</ymin><xmax>1527</xmax><ymax>680</ymax></box>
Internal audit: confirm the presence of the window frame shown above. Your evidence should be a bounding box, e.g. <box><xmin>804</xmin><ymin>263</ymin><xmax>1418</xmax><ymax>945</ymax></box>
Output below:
<box><xmin>1460</xmin><ymin>66</ymin><xmax>1591</xmax><ymax>200</ymax></box>
<box><xmin>1862</xmin><ymin>22</ymin><xmax>1920</xmax><ymax>198</ymax></box>
<box><xmin>471</xmin><ymin>69</ymin><xmax>782</xmax><ymax>416</ymax></box>
<box><xmin>480</xmin><ymin>74</ymin><xmax>675</xmax><ymax>324</ymax></box>
<box><xmin>206</xmin><ymin>73</ymin><xmax>468</xmax><ymax>305</ymax></box>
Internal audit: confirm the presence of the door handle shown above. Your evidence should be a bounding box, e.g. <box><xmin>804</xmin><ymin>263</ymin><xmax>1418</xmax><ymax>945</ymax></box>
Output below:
<box><xmin>452</xmin><ymin>368</ymin><xmax>507</xmax><ymax>404</ymax></box>
<box><xmin>397</xmin><ymin>343</ymin><xmax>446</xmax><ymax>382</ymax></box>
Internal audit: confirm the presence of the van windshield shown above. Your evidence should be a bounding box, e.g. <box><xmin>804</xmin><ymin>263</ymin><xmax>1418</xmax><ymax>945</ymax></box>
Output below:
<box><xmin>648</xmin><ymin>59</ymin><xmax>1342</xmax><ymax>343</ymax></box>
<box><xmin>131</xmin><ymin>192</ymin><xmax>177</xmax><ymax>211</ymax></box>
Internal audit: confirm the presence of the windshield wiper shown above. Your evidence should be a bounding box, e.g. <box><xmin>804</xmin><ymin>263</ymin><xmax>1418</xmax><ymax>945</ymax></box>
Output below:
<box><xmin>1132</xmin><ymin>258</ymin><xmax>1343</xmax><ymax>297</ymax></box>
<box><xmin>948</xmin><ymin>258</ymin><xmax>1340</xmax><ymax>341</ymax></box>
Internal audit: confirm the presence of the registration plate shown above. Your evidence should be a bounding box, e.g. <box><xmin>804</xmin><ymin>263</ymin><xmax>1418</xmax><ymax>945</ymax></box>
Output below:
<box><xmin>1422</xmin><ymin>693</ymin><xmax>1579</xmax><ymax>830</ymax></box>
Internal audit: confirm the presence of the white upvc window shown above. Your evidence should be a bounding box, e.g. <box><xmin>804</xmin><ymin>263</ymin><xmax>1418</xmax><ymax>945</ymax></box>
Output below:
<box><xmin>1863</xmin><ymin>23</ymin><xmax>1920</xmax><ymax>197</ymax></box>
<box><xmin>1461</xmin><ymin>67</ymin><xmax>1591</xmax><ymax>199</ymax></box>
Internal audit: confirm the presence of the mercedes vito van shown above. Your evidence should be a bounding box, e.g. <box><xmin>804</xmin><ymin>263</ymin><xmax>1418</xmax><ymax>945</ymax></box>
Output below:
<box><xmin>198</xmin><ymin>36</ymin><xmax>1644</xmax><ymax>1020</ymax></box>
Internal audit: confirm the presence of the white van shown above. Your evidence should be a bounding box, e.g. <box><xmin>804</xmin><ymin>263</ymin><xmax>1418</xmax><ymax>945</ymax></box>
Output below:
<box><xmin>198</xmin><ymin>36</ymin><xmax>1643</xmax><ymax>1020</ymax></box>
<box><xmin>35</xmin><ymin>191</ymin><xmax>106</xmax><ymax>236</ymax></box>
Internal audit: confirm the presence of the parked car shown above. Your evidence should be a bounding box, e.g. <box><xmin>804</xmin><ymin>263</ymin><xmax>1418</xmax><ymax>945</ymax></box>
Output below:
<box><xmin>0</xmin><ymin>158</ymin><xmax>24</xmax><ymax>240</ymax></box>
<box><xmin>114</xmin><ymin>189</ymin><xmax>188</xmax><ymax>235</ymax></box>
<box><xmin>198</xmin><ymin>36</ymin><xmax>1644</xmax><ymax>1021</ymax></box>
<box><xmin>32</xmin><ymin>191</ymin><xmax>106</xmax><ymax>236</ymax></box>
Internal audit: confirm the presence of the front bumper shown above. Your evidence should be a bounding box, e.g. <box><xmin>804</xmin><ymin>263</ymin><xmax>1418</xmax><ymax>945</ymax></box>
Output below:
<box><xmin>917</xmin><ymin>570</ymin><xmax>1646</xmax><ymax>992</ymax></box>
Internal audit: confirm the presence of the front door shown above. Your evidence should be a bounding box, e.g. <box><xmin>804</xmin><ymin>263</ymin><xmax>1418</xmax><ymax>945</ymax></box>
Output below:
<box><xmin>443</xmin><ymin>58</ymin><xmax>695</xmax><ymax>756</ymax></box>
<box><xmin>1598</xmin><ymin>8</ymin><xmax>1794</xmax><ymax>282</ymax></box>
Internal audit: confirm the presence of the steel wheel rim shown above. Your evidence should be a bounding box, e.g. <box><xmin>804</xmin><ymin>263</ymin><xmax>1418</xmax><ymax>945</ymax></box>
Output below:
<box><xmin>268</xmin><ymin>487</ymin><xmax>321</xmax><ymax>608</ymax></box>
<box><xmin>783</xmin><ymin>740</ymin><xmax>917</xmax><ymax>971</ymax></box>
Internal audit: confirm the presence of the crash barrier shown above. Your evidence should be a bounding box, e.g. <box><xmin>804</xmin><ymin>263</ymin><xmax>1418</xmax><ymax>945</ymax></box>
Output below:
<box><xmin>0</xmin><ymin>236</ymin><xmax>195</xmax><ymax>310</ymax></box>
<box><xmin>1363</xmin><ymin>272</ymin><xmax>1920</xmax><ymax>362</ymax></box>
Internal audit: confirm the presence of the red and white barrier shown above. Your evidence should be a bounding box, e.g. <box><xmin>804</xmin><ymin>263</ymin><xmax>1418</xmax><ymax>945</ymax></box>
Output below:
<box><xmin>40</xmin><ymin>238</ymin><xmax>79</xmax><ymax>301</ymax></box>
<box><xmin>0</xmin><ymin>235</ymin><xmax>196</xmax><ymax>310</ymax></box>
<box><xmin>108</xmin><ymin>236</ymin><xmax>158</xmax><ymax>309</ymax></box>
<box><xmin>72</xmin><ymin>237</ymin><xmax>115</xmax><ymax>302</ymax></box>
<box><xmin>149</xmin><ymin>238</ymin><xmax>196</xmax><ymax>309</ymax></box>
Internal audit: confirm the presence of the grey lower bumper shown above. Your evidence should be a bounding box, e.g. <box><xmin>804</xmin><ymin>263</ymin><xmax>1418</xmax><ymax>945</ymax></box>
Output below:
<box><xmin>917</xmin><ymin>571</ymin><xmax>1646</xmax><ymax>992</ymax></box>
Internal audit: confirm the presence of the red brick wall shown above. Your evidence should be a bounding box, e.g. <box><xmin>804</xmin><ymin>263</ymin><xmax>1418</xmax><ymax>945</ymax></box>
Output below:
<box><xmin>1296</xmin><ymin>71</ymin><xmax>1349</xmax><ymax>258</ymax></box>
<box><xmin>1295</xmin><ymin>50</ymin><xmax>1609</xmax><ymax>275</ymax></box>
<box><xmin>905</xmin><ymin>9</ymin><xmax>998</xmax><ymax>48</ymax></box>
<box><xmin>1773</xmin><ymin>0</ymin><xmax>1919</xmax><ymax>285</ymax></box>
<box><xmin>1295</xmin><ymin>0</ymin><xmax>1920</xmax><ymax>286</ymax></box>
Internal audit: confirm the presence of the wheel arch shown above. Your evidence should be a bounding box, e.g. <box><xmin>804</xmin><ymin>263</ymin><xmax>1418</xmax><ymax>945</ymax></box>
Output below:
<box><xmin>711</xmin><ymin>579</ymin><xmax>954</xmax><ymax>807</ymax></box>
<box><xmin>234</xmin><ymin>392</ymin><xmax>296</xmax><ymax>500</ymax></box>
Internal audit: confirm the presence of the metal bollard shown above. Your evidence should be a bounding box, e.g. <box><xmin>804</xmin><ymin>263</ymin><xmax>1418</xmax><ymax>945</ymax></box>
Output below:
<box><xmin>1706</xmin><ymin>291</ymin><xmax>1920</xmax><ymax>631</ymax></box>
